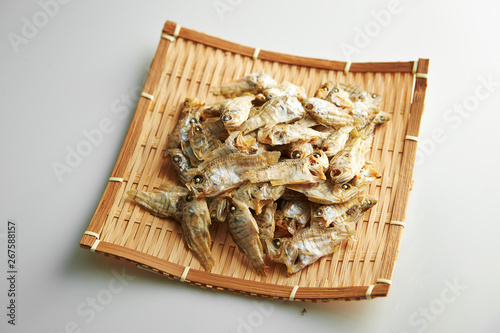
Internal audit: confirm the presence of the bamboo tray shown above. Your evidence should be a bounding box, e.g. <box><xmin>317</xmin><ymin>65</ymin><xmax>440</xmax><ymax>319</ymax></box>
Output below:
<box><xmin>80</xmin><ymin>20</ymin><xmax>429</xmax><ymax>302</ymax></box>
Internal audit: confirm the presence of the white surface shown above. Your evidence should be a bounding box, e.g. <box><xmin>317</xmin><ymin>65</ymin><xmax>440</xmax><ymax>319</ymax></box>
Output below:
<box><xmin>1</xmin><ymin>0</ymin><xmax>499</xmax><ymax>332</ymax></box>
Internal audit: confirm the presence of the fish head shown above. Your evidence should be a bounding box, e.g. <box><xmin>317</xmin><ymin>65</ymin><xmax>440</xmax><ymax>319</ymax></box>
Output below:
<box><xmin>262</xmin><ymin>87</ymin><xmax>285</xmax><ymax>100</ymax></box>
<box><xmin>373</xmin><ymin>111</ymin><xmax>391</xmax><ymax>126</ymax></box>
<box><xmin>181</xmin><ymin>97</ymin><xmax>204</xmax><ymax>113</ymax></box>
<box><xmin>227</xmin><ymin>197</ymin><xmax>254</xmax><ymax>222</ymax></box>
<box><xmin>314</xmin><ymin>81</ymin><xmax>334</xmax><ymax>99</ymax></box>
<box><xmin>169</xmin><ymin>149</ymin><xmax>191</xmax><ymax>168</ymax></box>
<box><xmin>264</xmin><ymin>237</ymin><xmax>297</xmax><ymax>266</ymax></box>
<box><xmin>185</xmin><ymin>172</ymin><xmax>215</xmax><ymax>197</ymax></box>
<box><xmin>208</xmin><ymin>195</ymin><xmax>229</xmax><ymax>222</ymax></box>
<box><xmin>234</xmin><ymin>131</ymin><xmax>263</xmax><ymax>154</ymax></box>
<box><xmin>359</xmin><ymin>195</ymin><xmax>378</xmax><ymax>212</ymax></box>
<box><xmin>310</xmin><ymin>205</ymin><xmax>335</xmax><ymax>227</ymax></box>
<box><xmin>329</xmin><ymin>181</ymin><xmax>361</xmax><ymax>203</ymax></box>
<box><xmin>221</xmin><ymin>109</ymin><xmax>245</xmax><ymax>130</ymax></box>
<box><xmin>289</xmin><ymin>142</ymin><xmax>314</xmax><ymax>159</ymax></box>
<box><xmin>308</xmin><ymin>150</ymin><xmax>329</xmax><ymax>173</ymax></box>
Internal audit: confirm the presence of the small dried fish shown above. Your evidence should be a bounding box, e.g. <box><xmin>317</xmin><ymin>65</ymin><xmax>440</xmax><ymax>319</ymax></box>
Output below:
<box><xmin>275</xmin><ymin>199</ymin><xmax>311</xmax><ymax>236</ymax></box>
<box><xmin>169</xmin><ymin>149</ymin><xmax>193</xmax><ymax>184</ymax></box>
<box><xmin>337</xmin><ymin>82</ymin><xmax>382</xmax><ymax>106</ymax></box>
<box><xmin>208</xmin><ymin>193</ymin><xmax>229</xmax><ymax>222</ymax></box>
<box><xmin>302</xmin><ymin>97</ymin><xmax>359</xmax><ymax>129</ymax></box>
<box><xmin>247</xmin><ymin>151</ymin><xmax>329</xmax><ymax>186</ymax></box>
<box><xmin>239</xmin><ymin>95</ymin><xmax>305</xmax><ymax>134</ymax></box>
<box><xmin>286</xmin><ymin>142</ymin><xmax>315</xmax><ymax>160</ymax></box>
<box><xmin>232</xmin><ymin>182</ymin><xmax>285</xmax><ymax>215</ymax></box>
<box><xmin>213</xmin><ymin>72</ymin><xmax>277</xmax><ymax>97</ymax></box>
<box><xmin>320</xmin><ymin>125</ymin><xmax>354</xmax><ymax>157</ymax></box>
<box><xmin>286</xmin><ymin>179</ymin><xmax>366</xmax><ymax>204</ymax></box>
<box><xmin>257</xmin><ymin>123</ymin><xmax>329</xmax><ymax>146</ymax></box>
<box><xmin>255</xmin><ymin>202</ymin><xmax>277</xmax><ymax>252</ymax></box>
<box><xmin>328</xmin><ymin>130</ymin><xmax>366</xmax><ymax>184</ymax></box>
<box><xmin>181</xmin><ymin>195</ymin><xmax>215</xmax><ymax>272</ymax></box>
<box><xmin>185</xmin><ymin>151</ymin><xmax>281</xmax><ymax>197</ymax></box>
<box><xmin>188</xmin><ymin>122</ymin><xmax>223</xmax><ymax>161</ymax></box>
<box><xmin>227</xmin><ymin>197</ymin><xmax>267</xmax><ymax>276</ymax></box>
<box><xmin>310</xmin><ymin>194</ymin><xmax>377</xmax><ymax>228</ymax></box>
<box><xmin>263</xmin><ymin>81</ymin><xmax>307</xmax><ymax>101</ymax></box>
<box><xmin>126</xmin><ymin>185</ymin><xmax>189</xmax><ymax>221</ymax></box>
<box><xmin>265</xmin><ymin>226</ymin><xmax>349</xmax><ymax>275</ymax></box>
<box><xmin>314</xmin><ymin>81</ymin><xmax>336</xmax><ymax>99</ymax></box>
<box><xmin>220</xmin><ymin>95</ymin><xmax>255</xmax><ymax>131</ymax></box>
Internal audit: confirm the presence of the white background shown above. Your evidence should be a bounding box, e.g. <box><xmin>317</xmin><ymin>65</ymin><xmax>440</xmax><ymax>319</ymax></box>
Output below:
<box><xmin>1</xmin><ymin>0</ymin><xmax>499</xmax><ymax>332</ymax></box>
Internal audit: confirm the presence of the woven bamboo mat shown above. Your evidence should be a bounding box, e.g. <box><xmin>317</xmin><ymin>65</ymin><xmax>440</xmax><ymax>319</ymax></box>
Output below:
<box><xmin>80</xmin><ymin>20</ymin><xmax>429</xmax><ymax>302</ymax></box>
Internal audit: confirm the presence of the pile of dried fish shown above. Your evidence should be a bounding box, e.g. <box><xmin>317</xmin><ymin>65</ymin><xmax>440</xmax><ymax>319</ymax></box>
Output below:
<box><xmin>127</xmin><ymin>72</ymin><xmax>390</xmax><ymax>276</ymax></box>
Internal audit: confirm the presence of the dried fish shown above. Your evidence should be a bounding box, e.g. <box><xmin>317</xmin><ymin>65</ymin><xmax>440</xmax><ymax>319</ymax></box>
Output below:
<box><xmin>286</xmin><ymin>179</ymin><xmax>366</xmax><ymax>204</ymax></box>
<box><xmin>257</xmin><ymin>123</ymin><xmax>329</xmax><ymax>146</ymax></box>
<box><xmin>185</xmin><ymin>151</ymin><xmax>281</xmax><ymax>197</ymax></box>
<box><xmin>126</xmin><ymin>184</ymin><xmax>189</xmax><ymax>221</ymax></box>
<box><xmin>227</xmin><ymin>197</ymin><xmax>267</xmax><ymax>276</ymax></box>
<box><xmin>169</xmin><ymin>149</ymin><xmax>193</xmax><ymax>184</ymax></box>
<box><xmin>265</xmin><ymin>226</ymin><xmax>349</xmax><ymax>275</ymax></box>
<box><xmin>255</xmin><ymin>202</ymin><xmax>277</xmax><ymax>252</ymax></box>
<box><xmin>181</xmin><ymin>195</ymin><xmax>215</xmax><ymax>272</ymax></box>
<box><xmin>213</xmin><ymin>72</ymin><xmax>277</xmax><ymax>97</ymax></box>
<box><xmin>220</xmin><ymin>95</ymin><xmax>255</xmax><ymax>131</ymax></box>
<box><xmin>302</xmin><ymin>97</ymin><xmax>359</xmax><ymax>129</ymax></box>
<box><xmin>239</xmin><ymin>95</ymin><xmax>305</xmax><ymax>134</ymax></box>
<box><xmin>247</xmin><ymin>151</ymin><xmax>329</xmax><ymax>186</ymax></box>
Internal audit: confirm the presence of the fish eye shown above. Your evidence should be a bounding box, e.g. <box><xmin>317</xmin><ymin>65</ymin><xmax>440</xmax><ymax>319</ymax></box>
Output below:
<box><xmin>312</xmin><ymin>152</ymin><xmax>321</xmax><ymax>158</ymax></box>
<box><xmin>184</xmin><ymin>99</ymin><xmax>190</xmax><ymax>106</ymax></box>
<box><xmin>379</xmin><ymin>116</ymin><xmax>386</xmax><ymax>122</ymax></box>
<box><xmin>272</xmin><ymin>238</ymin><xmax>281</xmax><ymax>248</ymax></box>
<box><xmin>267</xmin><ymin>94</ymin><xmax>273</xmax><ymax>99</ymax></box>
<box><xmin>333</xmin><ymin>87</ymin><xmax>339</xmax><ymax>93</ymax></box>
<box><xmin>344</xmin><ymin>153</ymin><xmax>350</xmax><ymax>158</ymax></box>
<box><xmin>250</xmin><ymin>148</ymin><xmax>258</xmax><ymax>154</ymax></box>
<box><xmin>221</xmin><ymin>115</ymin><xmax>232</xmax><ymax>122</ymax></box>
<box><xmin>185</xmin><ymin>195</ymin><xmax>194</xmax><ymax>202</ymax></box>
<box><xmin>372</xmin><ymin>93</ymin><xmax>377</xmax><ymax>99</ymax></box>
<box><xmin>210</xmin><ymin>212</ymin><xmax>217</xmax><ymax>219</ymax></box>
<box><xmin>193</xmin><ymin>175</ymin><xmax>203</xmax><ymax>184</ymax></box>
<box><xmin>292</xmin><ymin>151</ymin><xmax>301</xmax><ymax>159</ymax></box>
<box><xmin>294</xmin><ymin>256</ymin><xmax>300</xmax><ymax>265</ymax></box>
<box><xmin>341</xmin><ymin>183</ymin><xmax>351</xmax><ymax>190</ymax></box>
<box><xmin>315</xmin><ymin>210</ymin><xmax>323</xmax><ymax>216</ymax></box>
<box><xmin>321</xmin><ymin>86</ymin><xmax>329</xmax><ymax>91</ymax></box>
<box><xmin>194</xmin><ymin>125</ymin><xmax>203</xmax><ymax>133</ymax></box>
<box><xmin>366</xmin><ymin>200</ymin><xmax>372</xmax><ymax>205</ymax></box>
<box><xmin>304</xmin><ymin>103</ymin><xmax>313</xmax><ymax>110</ymax></box>
<box><xmin>229</xmin><ymin>205</ymin><xmax>237</xmax><ymax>213</ymax></box>
<box><xmin>189</xmin><ymin>118</ymin><xmax>197</xmax><ymax>124</ymax></box>
<box><xmin>172</xmin><ymin>156</ymin><xmax>181</xmax><ymax>163</ymax></box>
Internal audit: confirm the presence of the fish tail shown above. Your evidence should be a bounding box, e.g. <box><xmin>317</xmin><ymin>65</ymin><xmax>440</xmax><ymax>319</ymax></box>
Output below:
<box><xmin>254</xmin><ymin>263</ymin><xmax>268</xmax><ymax>277</ymax></box>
